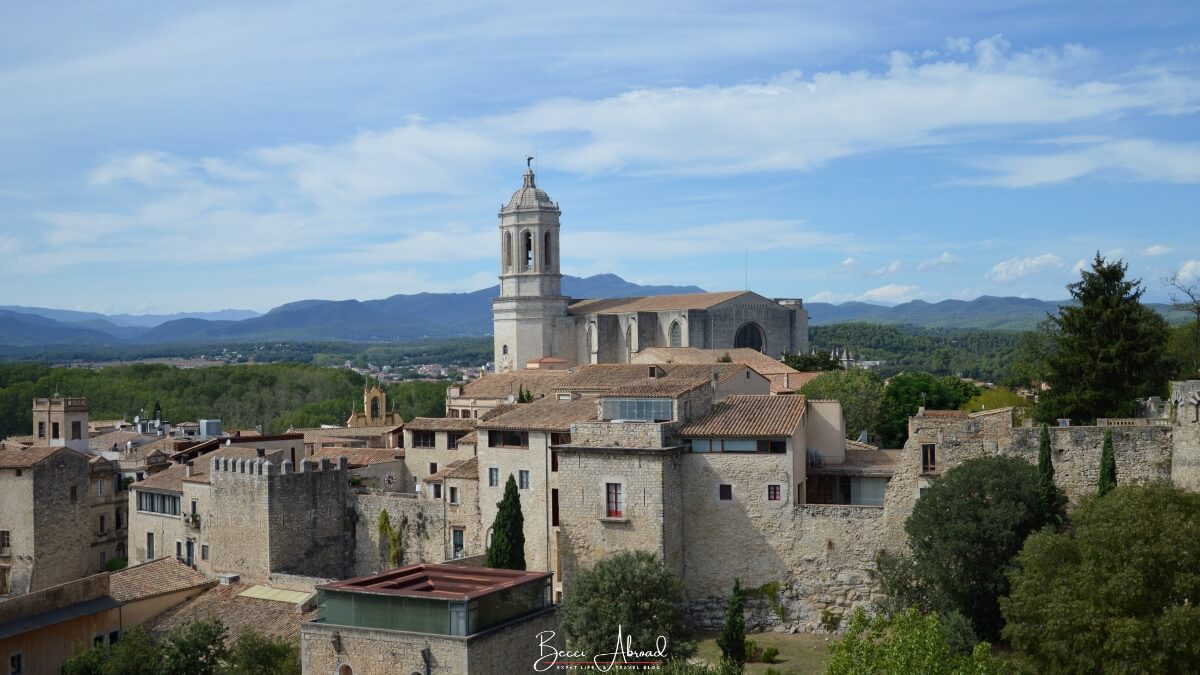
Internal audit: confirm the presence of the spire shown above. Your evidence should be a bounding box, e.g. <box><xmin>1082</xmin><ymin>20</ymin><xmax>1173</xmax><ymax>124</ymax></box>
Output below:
<box><xmin>523</xmin><ymin>156</ymin><xmax>536</xmax><ymax>188</ymax></box>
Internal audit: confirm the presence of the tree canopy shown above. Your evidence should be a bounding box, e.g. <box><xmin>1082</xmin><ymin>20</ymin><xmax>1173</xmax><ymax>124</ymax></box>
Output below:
<box><xmin>559</xmin><ymin>551</ymin><xmax>694</xmax><ymax>663</ymax></box>
<box><xmin>825</xmin><ymin>608</ymin><xmax>1004</xmax><ymax>675</ymax></box>
<box><xmin>959</xmin><ymin>386</ymin><xmax>1031</xmax><ymax>425</ymax></box>
<box><xmin>882</xmin><ymin>456</ymin><xmax>1061</xmax><ymax>641</ymax></box>
<box><xmin>62</xmin><ymin>621</ymin><xmax>299</xmax><ymax>675</ymax></box>
<box><xmin>1038</xmin><ymin>254</ymin><xmax>1170</xmax><ymax>423</ymax></box>
<box><xmin>782</xmin><ymin>351</ymin><xmax>844</xmax><ymax>372</ymax></box>
<box><xmin>877</xmin><ymin>372</ymin><xmax>977</xmax><ymax>448</ymax></box>
<box><xmin>1002</xmin><ymin>485</ymin><xmax>1200</xmax><ymax>673</ymax></box>
<box><xmin>485</xmin><ymin>474</ymin><xmax>526</xmax><ymax>570</ymax></box>
<box><xmin>797</xmin><ymin>369</ymin><xmax>884</xmax><ymax>441</ymax></box>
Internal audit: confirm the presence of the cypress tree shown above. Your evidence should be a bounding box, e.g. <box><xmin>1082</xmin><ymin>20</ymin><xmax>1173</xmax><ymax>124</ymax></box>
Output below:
<box><xmin>1099</xmin><ymin>429</ymin><xmax>1117</xmax><ymax>496</ymax></box>
<box><xmin>485</xmin><ymin>474</ymin><xmax>526</xmax><ymax>570</ymax></box>
<box><xmin>717</xmin><ymin>578</ymin><xmax>746</xmax><ymax>668</ymax></box>
<box><xmin>1036</xmin><ymin>424</ymin><xmax>1061</xmax><ymax>523</ymax></box>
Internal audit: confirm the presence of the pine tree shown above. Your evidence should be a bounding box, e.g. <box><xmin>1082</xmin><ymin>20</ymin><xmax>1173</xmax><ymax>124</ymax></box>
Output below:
<box><xmin>1039</xmin><ymin>254</ymin><xmax>1170</xmax><ymax>424</ymax></box>
<box><xmin>717</xmin><ymin>578</ymin><xmax>746</xmax><ymax>668</ymax></box>
<box><xmin>485</xmin><ymin>474</ymin><xmax>526</xmax><ymax>570</ymax></box>
<box><xmin>1099</xmin><ymin>429</ymin><xmax>1117</xmax><ymax>496</ymax></box>
<box><xmin>1035</xmin><ymin>424</ymin><xmax>1061</xmax><ymax>523</ymax></box>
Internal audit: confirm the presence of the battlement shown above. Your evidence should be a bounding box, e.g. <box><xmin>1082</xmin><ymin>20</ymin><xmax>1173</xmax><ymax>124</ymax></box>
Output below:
<box><xmin>208</xmin><ymin>454</ymin><xmax>349</xmax><ymax>478</ymax></box>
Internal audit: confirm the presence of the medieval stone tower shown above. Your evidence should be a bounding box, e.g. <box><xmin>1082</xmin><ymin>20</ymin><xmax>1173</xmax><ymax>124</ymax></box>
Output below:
<box><xmin>492</xmin><ymin>161</ymin><xmax>572</xmax><ymax>373</ymax></box>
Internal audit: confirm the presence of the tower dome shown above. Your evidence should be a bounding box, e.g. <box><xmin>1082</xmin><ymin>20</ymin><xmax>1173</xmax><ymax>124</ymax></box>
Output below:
<box><xmin>503</xmin><ymin>165</ymin><xmax>558</xmax><ymax>212</ymax></box>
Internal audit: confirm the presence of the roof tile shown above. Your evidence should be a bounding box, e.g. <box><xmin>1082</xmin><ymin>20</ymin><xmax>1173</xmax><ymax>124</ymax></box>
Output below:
<box><xmin>677</xmin><ymin>395</ymin><xmax>807</xmax><ymax>438</ymax></box>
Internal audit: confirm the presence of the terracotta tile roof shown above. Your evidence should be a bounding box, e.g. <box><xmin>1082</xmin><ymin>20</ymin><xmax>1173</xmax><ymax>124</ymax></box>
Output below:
<box><xmin>479</xmin><ymin>397</ymin><xmax>598</xmax><ymax>432</ymax></box>
<box><xmin>291</xmin><ymin>425</ymin><xmax>403</xmax><ymax>443</ymax></box>
<box><xmin>636</xmin><ymin>347</ymin><xmax>798</xmax><ymax>376</ymax></box>
<box><xmin>109</xmin><ymin>558</ymin><xmax>214</xmax><ymax>603</ymax></box>
<box><xmin>143</xmin><ymin>582</ymin><xmax>315</xmax><ymax>645</ymax></box>
<box><xmin>479</xmin><ymin>404</ymin><xmax>518</xmax><ymax>421</ymax></box>
<box><xmin>845</xmin><ymin>439</ymin><xmax>880</xmax><ymax>452</ymax></box>
<box><xmin>768</xmin><ymin>371</ymin><xmax>822</xmax><ymax>394</ymax></box>
<box><xmin>404</xmin><ymin>417</ymin><xmax>477</xmax><ymax>432</ymax></box>
<box><xmin>311</xmin><ymin>447</ymin><xmax>402</xmax><ymax>467</ymax></box>
<box><xmin>920</xmin><ymin>410</ymin><xmax>969</xmax><ymax>418</ymax></box>
<box><xmin>0</xmin><ymin>445</ymin><xmax>72</xmax><ymax>469</ymax></box>
<box><xmin>457</xmin><ymin>370</ymin><xmax>568</xmax><ymax>400</ymax></box>
<box><xmin>457</xmin><ymin>431</ymin><xmax>477</xmax><ymax>445</ymax></box>
<box><xmin>554</xmin><ymin>363</ymin><xmax>742</xmax><ymax>396</ymax></box>
<box><xmin>424</xmin><ymin>456</ymin><xmax>479</xmax><ymax>483</ymax></box>
<box><xmin>131</xmin><ymin>463</ymin><xmax>188</xmax><ymax>492</ymax></box>
<box><xmin>567</xmin><ymin>290</ymin><xmax>751</xmax><ymax>315</ymax></box>
<box><xmin>88</xmin><ymin>430</ymin><xmax>159</xmax><ymax>451</ymax></box>
<box><xmin>677</xmin><ymin>395</ymin><xmax>807</xmax><ymax>438</ymax></box>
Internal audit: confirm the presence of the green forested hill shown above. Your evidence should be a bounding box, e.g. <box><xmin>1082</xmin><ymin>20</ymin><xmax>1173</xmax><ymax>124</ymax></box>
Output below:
<box><xmin>0</xmin><ymin>363</ymin><xmax>449</xmax><ymax>440</ymax></box>
<box><xmin>809</xmin><ymin>323</ymin><xmax>1024</xmax><ymax>381</ymax></box>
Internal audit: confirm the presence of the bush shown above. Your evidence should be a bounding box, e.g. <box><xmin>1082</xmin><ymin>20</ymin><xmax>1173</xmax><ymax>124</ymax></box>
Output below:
<box><xmin>825</xmin><ymin>608</ymin><xmax>1004</xmax><ymax>675</ymax></box>
<box><xmin>560</xmin><ymin>551</ymin><xmax>694</xmax><ymax>662</ymax></box>
<box><xmin>760</xmin><ymin>646</ymin><xmax>780</xmax><ymax>664</ymax></box>
<box><xmin>104</xmin><ymin>557</ymin><xmax>128</xmax><ymax>572</ymax></box>
<box><xmin>1001</xmin><ymin>485</ymin><xmax>1200</xmax><ymax>672</ymax></box>
<box><xmin>716</xmin><ymin>579</ymin><xmax>746</xmax><ymax>667</ymax></box>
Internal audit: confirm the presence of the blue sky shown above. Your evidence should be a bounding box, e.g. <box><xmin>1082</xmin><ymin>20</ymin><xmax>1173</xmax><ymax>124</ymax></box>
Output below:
<box><xmin>2</xmin><ymin>1</ymin><xmax>1198</xmax><ymax>314</ymax></box>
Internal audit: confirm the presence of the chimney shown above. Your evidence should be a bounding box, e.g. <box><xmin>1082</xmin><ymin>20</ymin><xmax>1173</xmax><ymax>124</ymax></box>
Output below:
<box><xmin>185</xmin><ymin>461</ymin><xmax>194</xmax><ymax>478</ymax></box>
<box><xmin>256</xmin><ymin>447</ymin><xmax>266</xmax><ymax>458</ymax></box>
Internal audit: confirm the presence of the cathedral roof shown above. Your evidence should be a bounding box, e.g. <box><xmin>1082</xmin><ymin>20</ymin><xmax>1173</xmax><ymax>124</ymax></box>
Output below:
<box><xmin>567</xmin><ymin>290</ymin><xmax>754</xmax><ymax>315</ymax></box>
<box><xmin>503</xmin><ymin>168</ymin><xmax>558</xmax><ymax>211</ymax></box>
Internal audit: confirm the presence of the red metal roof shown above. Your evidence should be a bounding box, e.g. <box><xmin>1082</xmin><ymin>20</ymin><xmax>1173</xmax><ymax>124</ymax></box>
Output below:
<box><xmin>318</xmin><ymin>564</ymin><xmax>550</xmax><ymax>601</ymax></box>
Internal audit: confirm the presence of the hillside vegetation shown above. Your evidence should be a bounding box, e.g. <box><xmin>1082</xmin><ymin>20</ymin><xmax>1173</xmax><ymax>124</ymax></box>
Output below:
<box><xmin>0</xmin><ymin>363</ymin><xmax>448</xmax><ymax>440</ymax></box>
<box><xmin>809</xmin><ymin>324</ymin><xmax>1023</xmax><ymax>381</ymax></box>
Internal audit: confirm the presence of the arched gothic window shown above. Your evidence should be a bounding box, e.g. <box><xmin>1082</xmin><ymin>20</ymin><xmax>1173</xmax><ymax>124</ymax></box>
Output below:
<box><xmin>370</xmin><ymin>397</ymin><xmax>380</xmax><ymax>418</ymax></box>
<box><xmin>734</xmin><ymin>322</ymin><xmax>766</xmax><ymax>352</ymax></box>
<box><xmin>523</xmin><ymin>231</ymin><xmax>534</xmax><ymax>270</ymax></box>
<box><xmin>669</xmin><ymin>321</ymin><xmax>682</xmax><ymax>348</ymax></box>
<box><xmin>544</xmin><ymin>232</ymin><xmax>552</xmax><ymax>268</ymax></box>
<box><xmin>504</xmin><ymin>232</ymin><xmax>512</xmax><ymax>272</ymax></box>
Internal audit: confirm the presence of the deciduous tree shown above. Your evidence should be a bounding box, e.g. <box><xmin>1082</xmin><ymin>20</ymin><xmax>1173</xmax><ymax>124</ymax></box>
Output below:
<box><xmin>878</xmin><ymin>372</ymin><xmax>977</xmax><ymax>448</ymax></box>
<box><xmin>797</xmin><ymin>369</ymin><xmax>884</xmax><ymax>441</ymax></box>
<box><xmin>825</xmin><ymin>608</ymin><xmax>1004</xmax><ymax>675</ymax></box>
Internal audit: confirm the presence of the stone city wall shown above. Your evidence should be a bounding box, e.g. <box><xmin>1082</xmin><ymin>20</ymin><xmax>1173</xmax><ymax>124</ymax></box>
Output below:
<box><xmin>351</xmin><ymin>490</ymin><xmax>446</xmax><ymax>576</ymax></box>
<box><xmin>1170</xmin><ymin>381</ymin><xmax>1200</xmax><ymax>490</ymax></box>
<box><xmin>301</xmin><ymin>620</ymin><xmax>468</xmax><ymax>675</ymax></box>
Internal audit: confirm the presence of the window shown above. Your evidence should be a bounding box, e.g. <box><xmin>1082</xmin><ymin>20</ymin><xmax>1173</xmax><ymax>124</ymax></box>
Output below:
<box><xmin>450</xmin><ymin>409</ymin><xmax>459</xmax><ymax>418</ymax></box>
<box><xmin>550</xmin><ymin>451</ymin><xmax>559</xmax><ymax>472</ymax></box>
<box><xmin>116</xmin><ymin>511</ymin><xmax>123</xmax><ymax>529</ymax></box>
<box><xmin>37</xmin><ymin>422</ymin><xmax>44</xmax><ymax>438</ymax></box>
<box><xmin>488</xmin><ymin>467</ymin><xmax>499</xmax><ymax>487</ymax></box>
<box><xmin>544</xmin><ymin>232</ymin><xmax>552</xmax><ymax>268</ymax></box>
<box><xmin>719</xmin><ymin>484</ymin><xmax>733</xmax><ymax>501</ymax></box>
<box><xmin>518</xmin><ymin>470</ymin><xmax>530</xmax><ymax>489</ymax></box>
<box><xmin>552</xmin><ymin>488</ymin><xmax>560</xmax><ymax>526</ymax></box>
<box><xmin>0</xmin><ymin>568</ymin><xmax>9</xmax><ymax>595</ymax></box>
<box><xmin>452</xmin><ymin>528</ymin><xmax>465</xmax><ymax>557</ymax></box>
<box><xmin>52</xmin><ymin>422</ymin><xmax>60</xmax><ymax>439</ymax></box>
<box><xmin>523</xmin><ymin>230</ymin><xmax>534</xmax><ymax>270</ymax></box>
<box><xmin>175</xmin><ymin>541</ymin><xmax>182</xmax><ymax>560</ymax></box>
<box><xmin>807</xmin><ymin>476</ymin><xmax>888</xmax><ymax>506</ymax></box>
<box><xmin>690</xmin><ymin>439</ymin><xmax>711</xmax><ymax>453</ymax></box>
<box><xmin>137</xmin><ymin>492</ymin><xmax>181</xmax><ymax>516</ymax></box>
<box><xmin>99</xmin><ymin>515</ymin><xmax>106</xmax><ymax>533</ymax></box>
<box><xmin>94</xmin><ymin>635</ymin><xmax>104</xmax><ymax>647</ymax></box>
<box><xmin>921</xmin><ymin>444</ymin><xmax>937</xmax><ymax>473</ymax></box>
<box><xmin>449</xmin><ymin>486</ymin><xmax>459</xmax><ymax>504</ymax></box>
<box><xmin>413</xmin><ymin>431</ymin><xmax>436</xmax><ymax>448</ymax></box>
<box><xmin>448</xmin><ymin>432</ymin><xmax>464</xmax><ymax>449</ymax></box>
<box><xmin>190</xmin><ymin>500</ymin><xmax>198</xmax><ymax>516</ymax></box>
<box><xmin>370</xmin><ymin>397</ymin><xmax>380</xmax><ymax>418</ymax></box>
<box><xmin>97</xmin><ymin>478</ymin><xmax>104</xmax><ymax>497</ymax></box>
<box><xmin>71</xmin><ymin>421</ymin><xmax>82</xmax><ymax>440</ymax></box>
<box><xmin>733</xmin><ymin>322</ymin><xmax>766</xmax><ymax>352</ymax></box>
<box><xmin>109</xmin><ymin>631</ymin><xmax>120</xmax><ymax>645</ymax></box>
<box><xmin>550</xmin><ymin>432</ymin><xmax>571</xmax><ymax>446</ymax></box>
<box><xmin>502</xmin><ymin>344</ymin><xmax>508</xmax><ymax>356</ymax></box>
<box><xmin>600</xmin><ymin>398</ymin><xmax>673</xmax><ymax>422</ymax></box>
<box><xmin>504</xmin><ymin>232</ymin><xmax>512</xmax><ymax>271</ymax></box>
<box><xmin>146</xmin><ymin>533</ymin><xmax>155</xmax><ymax>560</ymax></box>
<box><xmin>432</xmin><ymin>483</ymin><xmax>443</xmax><ymax>500</ymax></box>
<box><xmin>201</xmin><ymin>545</ymin><xmax>209</xmax><ymax>561</ymax></box>
<box><xmin>429</xmin><ymin>463</ymin><xmax>438</xmax><ymax>475</ymax></box>
<box><xmin>669</xmin><ymin>321</ymin><xmax>682</xmax><ymax>347</ymax></box>
<box><xmin>767</xmin><ymin>485</ymin><xmax>781</xmax><ymax>501</ymax></box>
<box><xmin>0</xmin><ymin>530</ymin><xmax>9</xmax><ymax>551</ymax></box>
<box><xmin>756</xmin><ymin>439</ymin><xmax>787</xmax><ymax>453</ymax></box>
<box><xmin>9</xmin><ymin>653</ymin><xmax>23</xmax><ymax>675</ymax></box>
<box><xmin>605</xmin><ymin>483</ymin><xmax>623</xmax><ymax>518</ymax></box>
<box><xmin>70</xmin><ymin>485</ymin><xmax>77</xmax><ymax>502</ymax></box>
<box><xmin>488</xmin><ymin>430</ymin><xmax>529</xmax><ymax>448</ymax></box>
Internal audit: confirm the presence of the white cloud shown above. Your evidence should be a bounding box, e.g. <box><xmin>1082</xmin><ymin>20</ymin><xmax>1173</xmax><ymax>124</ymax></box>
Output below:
<box><xmin>89</xmin><ymin>152</ymin><xmax>185</xmax><ymax>186</ymax></box>
<box><xmin>917</xmin><ymin>252</ymin><xmax>962</xmax><ymax>271</ymax></box>
<box><xmin>808</xmin><ymin>290</ymin><xmax>854</xmax><ymax>303</ymax></box>
<box><xmin>566</xmin><ymin>221</ymin><xmax>846</xmax><ymax>261</ymax></box>
<box><xmin>839</xmin><ymin>257</ymin><xmax>858</xmax><ymax>271</ymax></box>
<box><xmin>1143</xmin><ymin>244</ymin><xmax>1171</xmax><ymax>256</ymax></box>
<box><xmin>1071</xmin><ymin>259</ymin><xmax>1087</xmax><ymax>274</ymax></box>
<box><xmin>987</xmin><ymin>253</ymin><xmax>1065</xmax><ymax>282</ymax></box>
<box><xmin>870</xmin><ymin>260</ymin><xmax>902</xmax><ymax>276</ymax></box>
<box><xmin>968</xmin><ymin>139</ymin><xmax>1200</xmax><ymax>187</ymax></box>
<box><xmin>859</xmin><ymin>284</ymin><xmax>921</xmax><ymax>303</ymax></box>
<box><xmin>1180</xmin><ymin>260</ymin><xmax>1200</xmax><ymax>282</ymax></box>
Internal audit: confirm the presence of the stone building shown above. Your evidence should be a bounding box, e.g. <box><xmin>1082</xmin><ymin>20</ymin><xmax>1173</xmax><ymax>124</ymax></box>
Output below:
<box><xmin>31</xmin><ymin>397</ymin><xmax>90</xmax><ymax>454</ymax></box>
<box><xmin>346</xmin><ymin>384</ymin><xmax>404</xmax><ymax>428</ymax></box>
<box><xmin>491</xmin><ymin>164</ymin><xmax>809</xmax><ymax>372</ymax></box>
<box><xmin>0</xmin><ymin>446</ymin><xmax>94</xmax><ymax>600</ymax></box>
<box><xmin>301</xmin><ymin>564</ymin><xmax>558</xmax><ymax>675</ymax></box>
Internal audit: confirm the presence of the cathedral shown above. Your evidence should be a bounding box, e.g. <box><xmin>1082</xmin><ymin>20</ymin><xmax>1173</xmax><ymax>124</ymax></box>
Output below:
<box><xmin>492</xmin><ymin>162</ymin><xmax>810</xmax><ymax>373</ymax></box>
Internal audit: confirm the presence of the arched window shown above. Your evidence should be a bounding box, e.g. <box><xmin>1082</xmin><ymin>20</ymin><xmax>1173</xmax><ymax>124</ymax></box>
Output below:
<box><xmin>504</xmin><ymin>232</ymin><xmax>512</xmax><ymax>272</ymax></box>
<box><xmin>338</xmin><ymin>665</ymin><xmax>353</xmax><ymax>675</ymax></box>
<box><xmin>625</xmin><ymin>321</ymin><xmax>637</xmax><ymax>360</ymax></box>
<box><xmin>669</xmin><ymin>321</ymin><xmax>682</xmax><ymax>348</ymax></box>
<box><xmin>370</xmin><ymin>397</ymin><xmax>380</xmax><ymax>418</ymax></box>
<box><xmin>544</xmin><ymin>232</ymin><xmax>552</xmax><ymax>268</ymax></box>
<box><xmin>523</xmin><ymin>231</ymin><xmax>534</xmax><ymax>270</ymax></box>
<box><xmin>586</xmin><ymin>324</ymin><xmax>595</xmax><ymax>354</ymax></box>
<box><xmin>734</xmin><ymin>322</ymin><xmax>766</xmax><ymax>352</ymax></box>
<box><xmin>502</xmin><ymin>345</ymin><xmax>509</xmax><ymax>356</ymax></box>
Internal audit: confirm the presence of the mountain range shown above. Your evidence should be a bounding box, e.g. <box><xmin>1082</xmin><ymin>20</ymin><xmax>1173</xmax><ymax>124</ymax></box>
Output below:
<box><xmin>0</xmin><ymin>274</ymin><xmax>1187</xmax><ymax>347</ymax></box>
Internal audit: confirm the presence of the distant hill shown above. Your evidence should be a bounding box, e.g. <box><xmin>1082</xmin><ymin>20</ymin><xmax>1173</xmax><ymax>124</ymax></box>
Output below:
<box><xmin>806</xmin><ymin>296</ymin><xmax>1187</xmax><ymax>330</ymax></box>
<box><xmin>2</xmin><ymin>279</ymin><xmax>1187</xmax><ymax>347</ymax></box>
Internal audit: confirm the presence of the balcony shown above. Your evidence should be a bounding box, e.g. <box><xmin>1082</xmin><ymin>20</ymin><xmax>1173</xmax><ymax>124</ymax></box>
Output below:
<box><xmin>183</xmin><ymin>513</ymin><xmax>202</xmax><ymax>530</ymax></box>
<box><xmin>0</xmin><ymin>546</ymin><xmax>11</xmax><ymax>558</ymax></box>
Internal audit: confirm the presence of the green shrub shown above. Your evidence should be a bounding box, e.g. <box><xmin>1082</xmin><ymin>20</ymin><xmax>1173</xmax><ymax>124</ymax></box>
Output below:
<box><xmin>760</xmin><ymin>646</ymin><xmax>780</xmax><ymax>664</ymax></box>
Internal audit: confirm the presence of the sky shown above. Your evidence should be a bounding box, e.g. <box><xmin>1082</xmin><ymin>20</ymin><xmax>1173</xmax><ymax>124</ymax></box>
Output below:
<box><xmin>1</xmin><ymin>1</ymin><xmax>1198</xmax><ymax>314</ymax></box>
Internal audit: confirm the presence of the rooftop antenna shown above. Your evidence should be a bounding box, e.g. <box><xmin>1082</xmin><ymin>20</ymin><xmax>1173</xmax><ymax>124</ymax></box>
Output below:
<box><xmin>745</xmin><ymin>249</ymin><xmax>749</xmax><ymax>290</ymax></box>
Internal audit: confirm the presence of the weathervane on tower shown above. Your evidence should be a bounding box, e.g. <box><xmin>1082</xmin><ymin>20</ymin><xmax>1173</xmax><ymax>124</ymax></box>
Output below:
<box><xmin>526</xmin><ymin>155</ymin><xmax>534</xmax><ymax>169</ymax></box>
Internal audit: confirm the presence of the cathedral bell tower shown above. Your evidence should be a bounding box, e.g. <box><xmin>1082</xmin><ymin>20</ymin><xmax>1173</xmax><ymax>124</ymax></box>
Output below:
<box><xmin>491</xmin><ymin>159</ymin><xmax>570</xmax><ymax>373</ymax></box>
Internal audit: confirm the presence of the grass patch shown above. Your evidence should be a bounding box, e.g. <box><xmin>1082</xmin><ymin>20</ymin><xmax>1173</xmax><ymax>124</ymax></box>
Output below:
<box><xmin>696</xmin><ymin>631</ymin><xmax>832</xmax><ymax>674</ymax></box>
